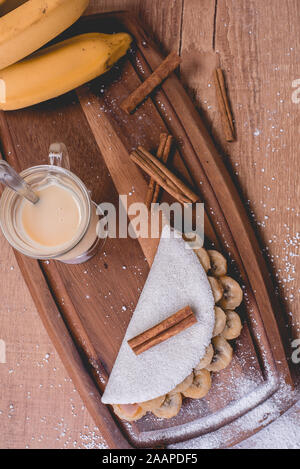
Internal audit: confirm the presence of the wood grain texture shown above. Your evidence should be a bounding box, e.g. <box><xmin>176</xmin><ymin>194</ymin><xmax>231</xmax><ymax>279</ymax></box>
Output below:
<box><xmin>0</xmin><ymin>109</ymin><xmax>132</xmax><ymax>449</ymax></box>
<box><xmin>122</xmin><ymin>11</ymin><xmax>294</xmax><ymax>383</ymax></box>
<box><xmin>0</xmin><ymin>0</ymin><xmax>299</xmax><ymax>450</ymax></box>
<box><xmin>0</xmin><ymin>11</ymin><xmax>295</xmax><ymax>447</ymax></box>
<box><xmin>180</xmin><ymin>0</ymin><xmax>220</xmax><ymax>134</ymax></box>
<box><xmin>85</xmin><ymin>0</ymin><xmax>184</xmax><ymax>54</ymax></box>
<box><xmin>181</xmin><ymin>0</ymin><xmax>300</xmax><ymax>344</ymax></box>
<box><xmin>214</xmin><ymin>0</ymin><xmax>300</xmax><ymax>340</ymax></box>
<box><xmin>0</xmin><ymin>230</ymin><xmax>108</xmax><ymax>449</ymax></box>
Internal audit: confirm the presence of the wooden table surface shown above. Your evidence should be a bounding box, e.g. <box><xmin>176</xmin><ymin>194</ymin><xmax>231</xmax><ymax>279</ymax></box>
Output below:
<box><xmin>0</xmin><ymin>0</ymin><xmax>299</xmax><ymax>449</ymax></box>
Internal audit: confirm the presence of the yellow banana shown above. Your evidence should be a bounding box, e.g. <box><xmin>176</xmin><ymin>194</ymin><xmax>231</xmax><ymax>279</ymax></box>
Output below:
<box><xmin>0</xmin><ymin>0</ymin><xmax>89</xmax><ymax>70</ymax></box>
<box><xmin>0</xmin><ymin>32</ymin><xmax>132</xmax><ymax>110</ymax></box>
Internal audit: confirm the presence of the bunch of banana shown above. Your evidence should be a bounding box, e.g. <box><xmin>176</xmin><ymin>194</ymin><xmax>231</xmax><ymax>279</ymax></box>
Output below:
<box><xmin>0</xmin><ymin>32</ymin><xmax>132</xmax><ymax>110</ymax></box>
<box><xmin>0</xmin><ymin>0</ymin><xmax>132</xmax><ymax>110</ymax></box>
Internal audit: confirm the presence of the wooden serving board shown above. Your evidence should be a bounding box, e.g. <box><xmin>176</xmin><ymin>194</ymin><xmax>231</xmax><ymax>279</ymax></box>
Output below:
<box><xmin>0</xmin><ymin>12</ymin><xmax>298</xmax><ymax>448</ymax></box>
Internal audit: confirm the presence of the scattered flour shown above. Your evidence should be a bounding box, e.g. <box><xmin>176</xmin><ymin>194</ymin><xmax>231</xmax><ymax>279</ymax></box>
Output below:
<box><xmin>235</xmin><ymin>400</ymin><xmax>300</xmax><ymax>449</ymax></box>
<box><xmin>170</xmin><ymin>381</ymin><xmax>299</xmax><ymax>449</ymax></box>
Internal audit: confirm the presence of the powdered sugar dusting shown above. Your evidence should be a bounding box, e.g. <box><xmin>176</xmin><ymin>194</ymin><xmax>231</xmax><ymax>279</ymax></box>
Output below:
<box><xmin>170</xmin><ymin>378</ymin><xmax>298</xmax><ymax>449</ymax></box>
<box><xmin>235</xmin><ymin>400</ymin><xmax>300</xmax><ymax>449</ymax></box>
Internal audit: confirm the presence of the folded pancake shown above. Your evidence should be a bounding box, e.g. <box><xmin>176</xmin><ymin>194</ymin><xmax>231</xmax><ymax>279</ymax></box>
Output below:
<box><xmin>102</xmin><ymin>225</ymin><xmax>215</xmax><ymax>405</ymax></box>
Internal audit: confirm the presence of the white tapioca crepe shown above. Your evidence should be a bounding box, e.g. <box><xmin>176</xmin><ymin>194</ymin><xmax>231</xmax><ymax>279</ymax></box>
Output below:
<box><xmin>101</xmin><ymin>225</ymin><xmax>215</xmax><ymax>405</ymax></box>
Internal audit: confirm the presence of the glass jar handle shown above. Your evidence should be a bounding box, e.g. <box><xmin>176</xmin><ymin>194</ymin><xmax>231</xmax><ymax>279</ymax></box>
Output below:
<box><xmin>48</xmin><ymin>143</ymin><xmax>70</xmax><ymax>170</ymax></box>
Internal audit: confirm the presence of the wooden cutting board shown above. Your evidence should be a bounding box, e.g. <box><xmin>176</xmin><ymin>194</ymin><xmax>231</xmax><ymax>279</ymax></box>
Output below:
<box><xmin>0</xmin><ymin>12</ymin><xmax>298</xmax><ymax>448</ymax></box>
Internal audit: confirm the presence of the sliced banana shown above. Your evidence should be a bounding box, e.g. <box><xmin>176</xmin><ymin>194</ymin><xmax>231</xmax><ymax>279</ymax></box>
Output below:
<box><xmin>139</xmin><ymin>395</ymin><xmax>166</xmax><ymax>412</ymax></box>
<box><xmin>219</xmin><ymin>276</ymin><xmax>243</xmax><ymax>310</ymax></box>
<box><xmin>170</xmin><ymin>373</ymin><xmax>193</xmax><ymax>394</ymax></box>
<box><xmin>183</xmin><ymin>232</ymin><xmax>201</xmax><ymax>247</ymax></box>
<box><xmin>208</xmin><ymin>276</ymin><xmax>224</xmax><ymax>303</ymax></box>
<box><xmin>206</xmin><ymin>336</ymin><xmax>233</xmax><ymax>372</ymax></box>
<box><xmin>194</xmin><ymin>247</ymin><xmax>211</xmax><ymax>272</ymax></box>
<box><xmin>213</xmin><ymin>306</ymin><xmax>227</xmax><ymax>337</ymax></box>
<box><xmin>194</xmin><ymin>344</ymin><xmax>214</xmax><ymax>370</ymax></box>
<box><xmin>222</xmin><ymin>310</ymin><xmax>242</xmax><ymax>340</ymax></box>
<box><xmin>183</xmin><ymin>369</ymin><xmax>212</xmax><ymax>399</ymax></box>
<box><xmin>208</xmin><ymin>250</ymin><xmax>227</xmax><ymax>277</ymax></box>
<box><xmin>152</xmin><ymin>393</ymin><xmax>182</xmax><ymax>419</ymax></box>
<box><xmin>113</xmin><ymin>403</ymin><xmax>146</xmax><ymax>421</ymax></box>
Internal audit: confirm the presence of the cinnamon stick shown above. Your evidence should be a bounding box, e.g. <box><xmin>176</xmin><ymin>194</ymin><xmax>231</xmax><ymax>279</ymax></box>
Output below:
<box><xmin>130</xmin><ymin>146</ymin><xmax>199</xmax><ymax>204</ymax></box>
<box><xmin>121</xmin><ymin>51</ymin><xmax>182</xmax><ymax>114</ymax></box>
<box><xmin>145</xmin><ymin>133</ymin><xmax>168</xmax><ymax>209</ymax></box>
<box><xmin>131</xmin><ymin>150</ymin><xmax>191</xmax><ymax>204</ymax></box>
<box><xmin>152</xmin><ymin>134</ymin><xmax>173</xmax><ymax>204</ymax></box>
<box><xmin>145</xmin><ymin>133</ymin><xmax>173</xmax><ymax>209</ymax></box>
<box><xmin>128</xmin><ymin>306</ymin><xmax>197</xmax><ymax>355</ymax></box>
<box><xmin>214</xmin><ymin>68</ymin><xmax>235</xmax><ymax>142</ymax></box>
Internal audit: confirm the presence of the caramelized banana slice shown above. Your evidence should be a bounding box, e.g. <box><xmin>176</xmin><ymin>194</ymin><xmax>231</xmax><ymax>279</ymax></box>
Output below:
<box><xmin>208</xmin><ymin>250</ymin><xmax>227</xmax><ymax>277</ymax></box>
<box><xmin>194</xmin><ymin>247</ymin><xmax>211</xmax><ymax>272</ymax></box>
<box><xmin>183</xmin><ymin>369</ymin><xmax>212</xmax><ymax>399</ymax></box>
<box><xmin>206</xmin><ymin>336</ymin><xmax>233</xmax><ymax>372</ymax></box>
<box><xmin>219</xmin><ymin>276</ymin><xmax>243</xmax><ymax>309</ymax></box>
<box><xmin>222</xmin><ymin>310</ymin><xmax>242</xmax><ymax>340</ymax></box>
<box><xmin>208</xmin><ymin>276</ymin><xmax>224</xmax><ymax>303</ymax></box>
<box><xmin>140</xmin><ymin>395</ymin><xmax>166</xmax><ymax>412</ymax></box>
<box><xmin>194</xmin><ymin>344</ymin><xmax>214</xmax><ymax>370</ymax></box>
<box><xmin>213</xmin><ymin>306</ymin><xmax>227</xmax><ymax>337</ymax></box>
<box><xmin>113</xmin><ymin>403</ymin><xmax>146</xmax><ymax>421</ymax></box>
<box><xmin>183</xmin><ymin>232</ymin><xmax>201</xmax><ymax>246</ymax></box>
<box><xmin>170</xmin><ymin>373</ymin><xmax>193</xmax><ymax>394</ymax></box>
<box><xmin>152</xmin><ymin>393</ymin><xmax>182</xmax><ymax>419</ymax></box>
